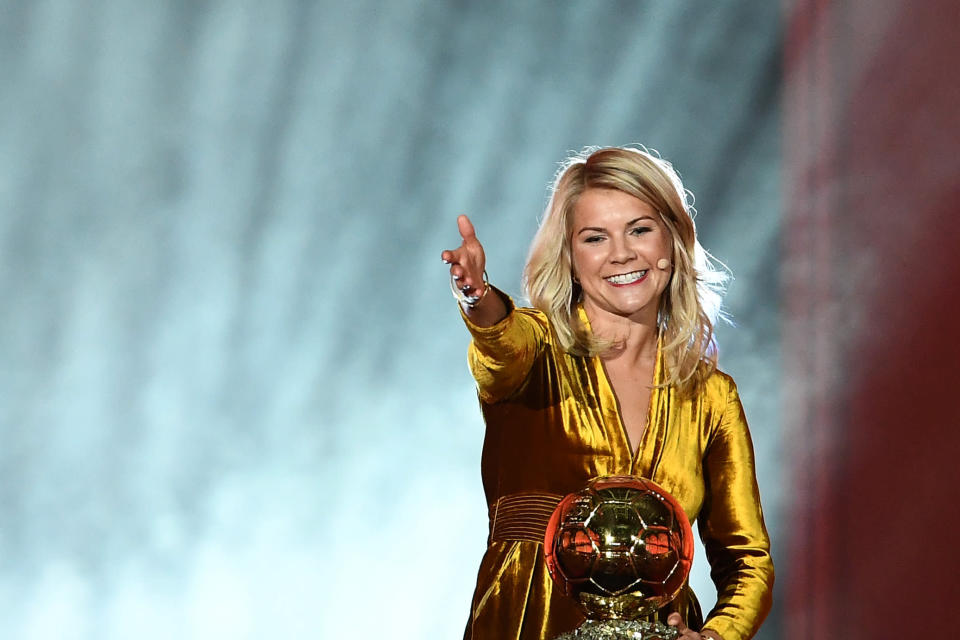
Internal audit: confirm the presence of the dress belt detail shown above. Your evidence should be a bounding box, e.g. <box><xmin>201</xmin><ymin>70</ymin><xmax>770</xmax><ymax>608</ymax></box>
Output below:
<box><xmin>489</xmin><ymin>492</ymin><xmax>563</xmax><ymax>544</ymax></box>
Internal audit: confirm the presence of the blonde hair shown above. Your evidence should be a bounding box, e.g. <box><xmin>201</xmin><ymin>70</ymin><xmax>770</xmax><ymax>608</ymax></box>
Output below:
<box><xmin>523</xmin><ymin>146</ymin><xmax>729</xmax><ymax>395</ymax></box>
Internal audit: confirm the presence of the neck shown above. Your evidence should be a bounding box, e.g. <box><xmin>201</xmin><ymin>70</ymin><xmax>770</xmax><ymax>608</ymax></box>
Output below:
<box><xmin>583</xmin><ymin>301</ymin><xmax>659</xmax><ymax>366</ymax></box>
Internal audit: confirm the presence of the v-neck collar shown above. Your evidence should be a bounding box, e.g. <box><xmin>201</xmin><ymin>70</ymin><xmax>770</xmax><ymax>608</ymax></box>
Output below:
<box><xmin>577</xmin><ymin>305</ymin><xmax>666</xmax><ymax>475</ymax></box>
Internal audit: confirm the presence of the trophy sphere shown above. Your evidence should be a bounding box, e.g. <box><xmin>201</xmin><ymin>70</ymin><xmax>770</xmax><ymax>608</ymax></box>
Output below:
<box><xmin>543</xmin><ymin>476</ymin><xmax>694</xmax><ymax>621</ymax></box>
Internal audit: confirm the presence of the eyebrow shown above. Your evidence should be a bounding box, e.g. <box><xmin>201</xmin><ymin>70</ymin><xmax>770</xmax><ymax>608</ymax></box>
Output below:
<box><xmin>576</xmin><ymin>216</ymin><xmax>657</xmax><ymax>235</ymax></box>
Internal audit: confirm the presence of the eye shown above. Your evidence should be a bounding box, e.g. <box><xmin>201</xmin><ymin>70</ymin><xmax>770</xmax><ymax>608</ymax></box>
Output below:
<box><xmin>583</xmin><ymin>235</ymin><xmax>605</xmax><ymax>244</ymax></box>
<box><xmin>630</xmin><ymin>226</ymin><xmax>653</xmax><ymax>236</ymax></box>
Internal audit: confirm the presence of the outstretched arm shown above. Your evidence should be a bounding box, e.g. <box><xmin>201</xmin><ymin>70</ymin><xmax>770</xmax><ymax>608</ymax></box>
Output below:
<box><xmin>442</xmin><ymin>215</ymin><xmax>547</xmax><ymax>403</ymax></box>
<box><xmin>440</xmin><ymin>214</ymin><xmax>507</xmax><ymax>327</ymax></box>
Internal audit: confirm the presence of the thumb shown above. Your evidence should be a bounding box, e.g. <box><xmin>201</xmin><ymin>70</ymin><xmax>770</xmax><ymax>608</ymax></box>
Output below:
<box><xmin>457</xmin><ymin>214</ymin><xmax>477</xmax><ymax>241</ymax></box>
<box><xmin>667</xmin><ymin>613</ymin><xmax>688</xmax><ymax>632</ymax></box>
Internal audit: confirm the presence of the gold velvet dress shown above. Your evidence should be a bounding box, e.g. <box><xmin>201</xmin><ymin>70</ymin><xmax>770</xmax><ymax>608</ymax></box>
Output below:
<box><xmin>460</xmin><ymin>294</ymin><xmax>773</xmax><ymax>640</ymax></box>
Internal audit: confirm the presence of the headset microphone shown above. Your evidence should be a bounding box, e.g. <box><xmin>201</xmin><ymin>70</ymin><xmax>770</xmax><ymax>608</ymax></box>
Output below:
<box><xmin>657</xmin><ymin>258</ymin><xmax>671</xmax><ymax>270</ymax></box>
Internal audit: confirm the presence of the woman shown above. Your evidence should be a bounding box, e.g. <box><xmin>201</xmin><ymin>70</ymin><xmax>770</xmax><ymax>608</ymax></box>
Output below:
<box><xmin>441</xmin><ymin>147</ymin><xmax>773</xmax><ymax>640</ymax></box>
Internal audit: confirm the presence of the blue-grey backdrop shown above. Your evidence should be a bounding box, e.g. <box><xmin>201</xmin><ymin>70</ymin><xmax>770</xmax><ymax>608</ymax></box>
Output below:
<box><xmin>0</xmin><ymin>2</ymin><xmax>782</xmax><ymax>638</ymax></box>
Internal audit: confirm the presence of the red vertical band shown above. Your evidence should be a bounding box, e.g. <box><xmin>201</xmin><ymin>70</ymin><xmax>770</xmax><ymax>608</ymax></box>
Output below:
<box><xmin>783</xmin><ymin>1</ymin><xmax>960</xmax><ymax>638</ymax></box>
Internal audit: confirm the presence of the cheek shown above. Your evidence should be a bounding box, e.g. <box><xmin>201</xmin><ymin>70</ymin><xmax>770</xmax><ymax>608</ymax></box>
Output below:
<box><xmin>659</xmin><ymin>234</ymin><xmax>674</xmax><ymax>260</ymax></box>
<box><xmin>658</xmin><ymin>272</ymin><xmax>672</xmax><ymax>294</ymax></box>
<box><xmin>657</xmin><ymin>264</ymin><xmax>675</xmax><ymax>297</ymax></box>
<box><xmin>572</xmin><ymin>245</ymin><xmax>603</xmax><ymax>271</ymax></box>
<box><xmin>570</xmin><ymin>247</ymin><xmax>588</xmax><ymax>277</ymax></box>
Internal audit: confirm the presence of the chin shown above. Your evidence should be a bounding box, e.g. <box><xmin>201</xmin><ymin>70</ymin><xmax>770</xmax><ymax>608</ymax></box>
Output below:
<box><xmin>600</xmin><ymin>301</ymin><xmax>658</xmax><ymax>320</ymax></box>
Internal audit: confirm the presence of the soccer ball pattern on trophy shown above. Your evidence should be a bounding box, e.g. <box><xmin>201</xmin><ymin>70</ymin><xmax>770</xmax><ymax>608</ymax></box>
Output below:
<box><xmin>543</xmin><ymin>476</ymin><xmax>694</xmax><ymax>621</ymax></box>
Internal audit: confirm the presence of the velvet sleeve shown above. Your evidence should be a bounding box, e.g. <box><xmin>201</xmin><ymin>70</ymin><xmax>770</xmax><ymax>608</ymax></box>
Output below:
<box><xmin>697</xmin><ymin>378</ymin><xmax>775</xmax><ymax>640</ymax></box>
<box><xmin>459</xmin><ymin>287</ymin><xmax>549</xmax><ymax>404</ymax></box>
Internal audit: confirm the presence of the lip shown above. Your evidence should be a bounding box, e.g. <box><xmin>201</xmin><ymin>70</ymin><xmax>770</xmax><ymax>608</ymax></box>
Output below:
<box><xmin>604</xmin><ymin>269</ymin><xmax>649</xmax><ymax>287</ymax></box>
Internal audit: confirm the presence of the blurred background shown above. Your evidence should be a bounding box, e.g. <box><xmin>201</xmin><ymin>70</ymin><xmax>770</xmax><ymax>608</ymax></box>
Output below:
<box><xmin>0</xmin><ymin>1</ymin><xmax>955</xmax><ymax>639</ymax></box>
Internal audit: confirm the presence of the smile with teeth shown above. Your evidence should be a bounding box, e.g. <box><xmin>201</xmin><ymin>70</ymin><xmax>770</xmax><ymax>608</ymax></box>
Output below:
<box><xmin>604</xmin><ymin>269</ymin><xmax>648</xmax><ymax>285</ymax></box>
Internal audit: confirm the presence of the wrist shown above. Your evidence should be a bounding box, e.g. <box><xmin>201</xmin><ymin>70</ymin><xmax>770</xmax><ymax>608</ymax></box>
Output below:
<box><xmin>468</xmin><ymin>281</ymin><xmax>490</xmax><ymax>308</ymax></box>
<box><xmin>450</xmin><ymin>270</ymin><xmax>490</xmax><ymax>309</ymax></box>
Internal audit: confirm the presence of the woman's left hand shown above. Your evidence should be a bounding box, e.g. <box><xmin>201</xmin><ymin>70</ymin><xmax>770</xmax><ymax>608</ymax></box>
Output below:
<box><xmin>667</xmin><ymin>613</ymin><xmax>722</xmax><ymax>640</ymax></box>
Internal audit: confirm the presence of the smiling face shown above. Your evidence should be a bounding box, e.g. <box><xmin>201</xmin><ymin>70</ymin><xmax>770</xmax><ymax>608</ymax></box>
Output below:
<box><xmin>570</xmin><ymin>188</ymin><xmax>673</xmax><ymax>326</ymax></box>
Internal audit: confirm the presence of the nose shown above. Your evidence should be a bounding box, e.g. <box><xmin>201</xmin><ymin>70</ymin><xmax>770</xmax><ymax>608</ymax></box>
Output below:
<box><xmin>609</xmin><ymin>235</ymin><xmax>636</xmax><ymax>264</ymax></box>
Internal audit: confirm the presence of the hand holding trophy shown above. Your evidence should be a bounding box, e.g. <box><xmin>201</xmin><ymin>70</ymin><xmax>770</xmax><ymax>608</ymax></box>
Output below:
<box><xmin>543</xmin><ymin>476</ymin><xmax>695</xmax><ymax>640</ymax></box>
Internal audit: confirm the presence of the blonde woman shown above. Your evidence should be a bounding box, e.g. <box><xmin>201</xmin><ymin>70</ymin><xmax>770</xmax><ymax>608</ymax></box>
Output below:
<box><xmin>442</xmin><ymin>147</ymin><xmax>773</xmax><ymax>640</ymax></box>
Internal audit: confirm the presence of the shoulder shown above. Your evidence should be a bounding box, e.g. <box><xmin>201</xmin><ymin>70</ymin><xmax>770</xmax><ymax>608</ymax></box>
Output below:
<box><xmin>698</xmin><ymin>366</ymin><xmax>740</xmax><ymax>409</ymax></box>
<box><xmin>704</xmin><ymin>366</ymin><xmax>737</xmax><ymax>392</ymax></box>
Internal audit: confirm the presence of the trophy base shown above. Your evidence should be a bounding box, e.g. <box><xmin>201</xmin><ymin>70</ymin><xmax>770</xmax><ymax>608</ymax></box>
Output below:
<box><xmin>554</xmin><ymin>619</ymin><xmax>679</xmax><ymax>640</ymax></box>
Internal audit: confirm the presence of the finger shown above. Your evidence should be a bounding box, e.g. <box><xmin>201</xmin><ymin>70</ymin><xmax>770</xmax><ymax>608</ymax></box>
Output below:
<box><xmin>443</xmin><ymin>246</ymin><xmax>466</xmax><ymax>266</ymax></box>
<box><xmin>667</xmin><ymin>613</ymin><xmax>688</xmax><ymax>633</ymax></box>
<box><xmin>450</xmin><ymin>265</ymin><xmax>481</xmax><ymax>292</ymax></box>
<box><xmin>458</xmin><ymin>275</ymin><xmax>480</xmax><ymax>293</ymax></box>
<box><xmin>442</xmin><ymin>248</ymin><xmax>466</xmax><ymax>266</ymax></box>
<box><xmin>457</xmin><ymin>214</ymin><xmax>477</xmax><ymax>242</ymax></box>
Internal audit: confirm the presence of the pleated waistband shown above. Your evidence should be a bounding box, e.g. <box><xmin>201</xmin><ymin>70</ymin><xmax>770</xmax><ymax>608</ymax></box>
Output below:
<box><xmin>489</xmin><ymin>492</ymin><xmax>563</xmax><ymax>544</ymax></box>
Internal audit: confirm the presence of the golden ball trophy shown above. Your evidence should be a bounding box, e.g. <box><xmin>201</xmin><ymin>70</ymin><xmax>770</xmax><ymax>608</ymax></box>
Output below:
<box><xmin>544</xmin><ymin>476</ymin><xmax>694</xmax><ymax>640</ymax></box>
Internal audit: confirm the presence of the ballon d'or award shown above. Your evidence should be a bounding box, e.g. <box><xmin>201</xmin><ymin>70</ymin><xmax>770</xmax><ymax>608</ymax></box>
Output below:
<box><xmin>543</xmin><ymin>476</ymin><xmax>694</xmax><ymax>640</ymax></box>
